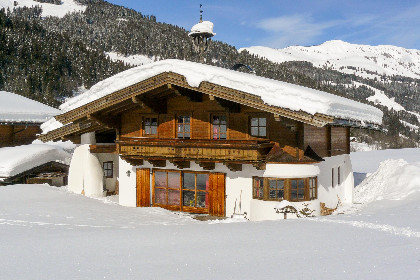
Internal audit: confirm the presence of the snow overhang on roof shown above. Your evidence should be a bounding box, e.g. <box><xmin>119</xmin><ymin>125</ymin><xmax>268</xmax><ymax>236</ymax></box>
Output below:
<box><xmin>188</xmin><ymin>21</ymin><xmax>216</xmax><ymax>37</ymax></box>
<box><xmin>58</xmin><ymin>59</ymin><xmax>382</xmax><ymax>124</ymax></box>
<box><xmin>0</xmin><ymin>91</ymin><xmax>60</xmax><ymax>124</ymax></box>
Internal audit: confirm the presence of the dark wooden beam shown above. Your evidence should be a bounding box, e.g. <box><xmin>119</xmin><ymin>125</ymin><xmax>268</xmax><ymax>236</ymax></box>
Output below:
<box><xmin>169</xmin><ymin>160</ymin><xmax>190</xmax><ymax>169</ymax></box>
<box><xmin>147</xmin><ymin>159</ymin><xmax>166</xmax><ymax>167</ymax></box>
<box><xmin>224</xmin><ymin>163</ymin><xmax>242</xmax><ymax>172</ymax></box>
<box><xmin>121</xmin><ymin>157</ymin><xmax>144</xmax><ymax>166</ymax></box>
<box><xmin>252</xmin><ymin>162</ymin><xmax>266</xmax><ymax>170</ymax></box>
<box><xmin>196</xmin><ymin>161</ymin><xmax>215</xmax><ymax>170</ymax></box>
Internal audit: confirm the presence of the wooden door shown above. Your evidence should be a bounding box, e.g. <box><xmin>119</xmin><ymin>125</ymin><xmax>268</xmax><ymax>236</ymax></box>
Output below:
<box><xmin>209</xmin><ymin>173</ymin><xmax>226</xmax><ymax>217</ymax></box>
<box><xmin>136</xmin><ymin>168</ymin><xmax>150</xmax><ymax>207</ymax></box>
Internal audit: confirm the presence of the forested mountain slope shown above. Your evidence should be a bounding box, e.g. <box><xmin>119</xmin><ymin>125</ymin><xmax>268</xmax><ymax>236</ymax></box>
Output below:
<box><xmin>0</xmin><ymin>0</ymin><xmax>418</xmax><ymax>147</ymax></box>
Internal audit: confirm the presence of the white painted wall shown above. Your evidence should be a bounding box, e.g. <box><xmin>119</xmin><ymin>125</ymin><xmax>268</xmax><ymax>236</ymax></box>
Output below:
<box><xmin>68</xmin><ymin>145</ymin><xmax>104</xmax><ymax>197</ymax></box>
<box><xmin>81</xmin><ymin>132</ymin><xmax>96</xmax><ymax>144</ymax></box>
<box><xmin>116</xmin><ymin>156</ymin><xmax>352</xmax><ymax>221</ymax></box>
<box><xmin>316</xmin><ymin>154</ymin><xmax>354</xmax><ymax>208</ymax></box>
<box><xmin>95</xmin><ymin>153</ymin><xmax>119</xmax><ymax>192</ymax></box>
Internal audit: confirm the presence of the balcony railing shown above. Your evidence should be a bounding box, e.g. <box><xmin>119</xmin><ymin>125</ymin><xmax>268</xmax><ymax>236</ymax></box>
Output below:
<box><xmin>116</xmin><ymin>137</ymin><xmax>274</xmax><ymax>162</ymax></box>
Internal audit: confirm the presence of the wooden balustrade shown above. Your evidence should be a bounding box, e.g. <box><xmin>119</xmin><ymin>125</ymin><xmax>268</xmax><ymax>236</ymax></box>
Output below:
<box><xmin>116</xmin><ymin>137</ymin><xmax>274</xmax><ymax>162</ymax></box>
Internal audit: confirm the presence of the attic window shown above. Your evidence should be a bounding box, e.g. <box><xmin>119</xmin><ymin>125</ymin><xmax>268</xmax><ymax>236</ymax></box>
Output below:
<box><xmin>212</xmin><ymin>115</ymin><xmax>227</xmax><ymax>139</ymax></box>
<box><xmin>253</xmin><ymin>177</ymin><xmax>317</xmax><ymax>202</ymax></box>
<box><xmin>177</xmin><ymin>115</ymin><xmax>191</xmax><ymax>139</ymax></box>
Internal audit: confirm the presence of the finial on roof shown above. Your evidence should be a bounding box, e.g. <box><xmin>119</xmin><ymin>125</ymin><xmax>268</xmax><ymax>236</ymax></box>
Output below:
<box><xmin>200</xmin><ymin>4</ymin><xmax>203</xmax><ymax>22</ymax></box>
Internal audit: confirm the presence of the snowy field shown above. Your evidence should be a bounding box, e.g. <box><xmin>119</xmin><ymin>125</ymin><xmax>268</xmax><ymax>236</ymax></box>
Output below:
<box><xmin>1</xmin><ymin>149</ymin><xmax>420</xmax><ymax>279</ymax></box>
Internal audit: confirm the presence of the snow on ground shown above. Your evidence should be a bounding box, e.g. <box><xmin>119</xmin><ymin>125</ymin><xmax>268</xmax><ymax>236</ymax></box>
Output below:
<box><xmin>0</xmin><ymin>0</ymin><xmax>86</xmax><ymax>18</ymax></box>
<box><xmin>0</xmin><ymin>144</ymin><xmax>71</xmax><ymax>179</ymax></box>
<box><xmin>0</xmin><ymin>183</ymin><xmax>419</xmax><ymax>279</ymax></box>
<box><xmin>105</xmin><ymin>52</ymin><xmax>154</xmax><ymax>66</ymax></box>
<box><xmin>58</xmin><ymin>59</ymin><xmax>383</xmax><ymax>125</ymax></box>
<box><xmin>1</xmin><ymin>148</ymin><xmax>420</xmax><ymax>279</ymax></box>
<box><xmin>240</xmin><ymin>40</ymin><xmax>420</xmax><ymax>79</ymax></box>
<box><xmin>350</xmin><ymin>147</ymin><xmax>420</xmax><ymax>173</ymax></box>
<box><xmin>0</xmin><ymin>91</ymin><xmax>59</xmax><ymax>123</ymax></box>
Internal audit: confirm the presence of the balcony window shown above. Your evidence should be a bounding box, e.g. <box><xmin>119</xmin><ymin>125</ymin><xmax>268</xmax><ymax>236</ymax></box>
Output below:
<box><xmin>143</xmin><ymin>117</ymin><xmax>158</xmax><ymax>136</ymax></box>
<box><xmin>212</xmin><ymin>115</ymin><xmax>227</xmax><ymax>139</ymax></box>
<box><xmin>250</xmin><ymin>117</ymin><xmax>267</xmax><ymax>137</ymax></box>
<box><xmin>253</xmin><ymin>177</ymin><xmax>317</xmax><ymax>202</ymax></box>
<box><xmin>177</xmin><ymin>115</ymin><xmax>191</xmax><ymax>139</ymax></box>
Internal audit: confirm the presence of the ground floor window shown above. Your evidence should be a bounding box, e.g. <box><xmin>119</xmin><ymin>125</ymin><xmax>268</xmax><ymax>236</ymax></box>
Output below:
<box><xmin>153</xmin><ymin>170</ymin><xmax>209</xmax><ymax>212</ymax></box>
<box><xmin>103</xmin><ymin>161</ymin><xmax>113</xmax><ymax>178</ymax></box>
<box><xmin>253</xmin><ymin>176</ymin><xmax>317</xmax><ymax>202</ymax></box>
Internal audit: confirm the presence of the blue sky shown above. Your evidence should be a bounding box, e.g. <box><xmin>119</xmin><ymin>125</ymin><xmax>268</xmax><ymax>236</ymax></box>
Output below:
<box><xmin>108</xmin><ymin>0</ymin><xmax>420</xmax><ymax>50</ymax></box>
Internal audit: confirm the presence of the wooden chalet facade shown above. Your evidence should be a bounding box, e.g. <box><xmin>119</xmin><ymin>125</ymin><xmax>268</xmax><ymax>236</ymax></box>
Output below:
<box><xmin>40</xmin><ymin>60</ymin><xmax>382</xmax><ymax>220</ymax></box>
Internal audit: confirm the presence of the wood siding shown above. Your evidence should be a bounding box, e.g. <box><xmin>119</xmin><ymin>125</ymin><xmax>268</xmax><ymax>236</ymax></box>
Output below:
<box><xmin>136</xmin><ymin>168</ymin><xmax>151</xmax><ymax>207</ymax></box>
<box><xmin>331</xmin><ymin>127</ymin><xmax>350</xmax><ymax>156</ymax></box>
<box><xmin>0</xmin><ymin>124</ymin><xmax>41</xmax><ymax>147</ymax></box>
<box><xmin>303</xmin><ymin>124</ymin><xmax>329</xmax><ymax>158</ymax></box>
<box><xmin>209</xmin><ymin>173</ymin><xmax>226</xmax><ymax>217</ymax></box>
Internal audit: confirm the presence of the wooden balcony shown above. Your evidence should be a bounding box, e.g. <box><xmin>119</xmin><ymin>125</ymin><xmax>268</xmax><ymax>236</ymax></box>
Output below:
<box><xmin>116</xmin><ymin>137</ymin><xmax>274</xmax><ymax>163</ymax></box>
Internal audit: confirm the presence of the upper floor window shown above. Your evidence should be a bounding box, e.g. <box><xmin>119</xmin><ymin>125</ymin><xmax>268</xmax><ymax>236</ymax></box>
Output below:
<box><xmin>143</xmin><ymin>117</ymin><xmax>158</xmax><ymax>136</ymax></box>
<box><xmin>177</xmin><ymin>115</ymin><xmax>191</xmax><ymax>139</ymax></box>
<box><xmin>212</xmin><ymin>115</ymin><xmax>227</xmax><ymax>140</ymax></box>
<box><xmin>250</xmin><ymin>117</ymin><xmax>267</xmax><ymax>137</ymax></box>
<box><xmin>103</xmin><ymin>161</ymin><xmax>113</xmax><ymax>178</ymax></box>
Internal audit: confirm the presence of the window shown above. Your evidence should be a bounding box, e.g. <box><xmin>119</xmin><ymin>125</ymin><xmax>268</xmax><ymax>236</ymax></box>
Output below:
<box><xmin>143</xmin><ymin>117</ymin><xmax>158</xmax><ymax>136</ymax></box>
<box><xmin>177</xmin><ymin>115</ymin><xmax>191</xmax><ymax>139</ymax></box>
<box><xmin>337</xmin><ymin>166</ymin><xmax>341</xmax><ymax>185</ymax></box>
<box><xmin>212</xmin><ymin>115</ymin><xmax>227</xmax><ymax>139</ymax></box>
<box><xmin>253</xmin><ymin>177</ymin><xmax>317</xmax><ymax>202</ymax></box>
<box><xmin>153</xmin><ymin>170</ymin><xmax>209</xmax><ymax>210</ymax></box>
<box><xmin>250</xmin><ymin>117</ymin><xmax>267</xmax><ymax>137</ymax></box>
<box><xmin>182</xmin><ymin>172</ymin><xmax>209</xmax><ymax>208</ymax></box>
<box><xmin>103</xmin><ymin>161</ymin><xmax>113</xmax><ymax>178</ymax></box>
<box><xmin>269</xmin><ymin>179</ymin><xmax>285</xmax><ymax>200</ymax></box>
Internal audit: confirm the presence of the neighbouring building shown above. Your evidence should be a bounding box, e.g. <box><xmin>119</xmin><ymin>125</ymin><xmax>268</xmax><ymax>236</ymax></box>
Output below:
<box><xmin>0</xmin><ymin>91</ymin><xmax>60</xmax><ymax>147</ymax></box>
<box><xmin>39</xmin><ymin>59</ymin><xmax>382</xmax><ymax>221</ymax></box>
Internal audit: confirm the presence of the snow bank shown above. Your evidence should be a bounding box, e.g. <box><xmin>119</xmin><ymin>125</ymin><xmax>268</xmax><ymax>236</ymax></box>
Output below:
<box><xmin>0</xmin><ymin>144</ymin><xmax>71</xmax><ymax>179</ymax></box>
<box><xmin>0</xmin><ymin>0</ymin><xmax>86</xmax><ymax>18</ymax></box>
<box><xmin>354</xmin><ymin>159</ymin><xmax>420</xmax><ymax>204</ymax></box>
<box><xmin>0</xmin><ymin>91</ymin><xmax>60</xmax><ymax>123</ymax></box>
<box><xmin>58</xmin><ymin>59</ymin><xmax>382</xmax><ymax>125</ymax></box>
<box><xmin>189</xmin><ymin>20</ymin><xmax>216</xmax><ymax>36</ymax></box>
<box><xmin>40</xmin><ymin>117</ymin><xmax>63</xmax><ymax>134</ymax></box>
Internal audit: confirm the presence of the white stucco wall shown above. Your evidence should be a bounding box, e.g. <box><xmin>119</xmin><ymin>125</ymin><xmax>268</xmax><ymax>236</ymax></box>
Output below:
<box><xmin>316</xmin><ymin>154</ymin><xmax>354</xmax><ymax>208</ymax></box>
<box><xmin>116</xmin><ymin>156</ymin><xmax>353</xmax><ymax>221</ymax></box>
<box><xmin>68</xmin><ymin>145</ymin><xmax>104</xmax><ymax>197</ymax></box>
<box><xmin>95</xmin><ymin>153</ymin><xmax>119</xmax><ymax>192</ymax></box>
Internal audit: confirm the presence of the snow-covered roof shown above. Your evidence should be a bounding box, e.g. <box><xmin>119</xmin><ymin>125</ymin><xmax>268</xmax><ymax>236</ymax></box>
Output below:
<box><xmin>189</xmin><ymin>21</ymin><xmax>216</xmax><ymax>36</ymax></box>
<box><xmin>0</xmin><ymin>91</ymin><xmax>60</xmax><ymax>123</ymax></box>
<box><xmin>58</xmin><ymin>59</ymin><xmax>382</xmax><ymax>125</ymax></box>
<box><xmin>0</xmin><ymin>144</ymin><xmax>71</xmax><ymax>180</ymax></box>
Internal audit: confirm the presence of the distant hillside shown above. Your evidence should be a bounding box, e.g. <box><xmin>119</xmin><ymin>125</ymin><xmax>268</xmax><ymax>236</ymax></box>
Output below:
<box><xmin>0</xmin><ymin>0</ymin><xmax>418</xmax><ymax>148</ymax></box>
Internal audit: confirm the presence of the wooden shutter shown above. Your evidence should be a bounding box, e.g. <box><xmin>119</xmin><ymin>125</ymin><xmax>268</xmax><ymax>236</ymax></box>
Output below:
<box><xmin>136</xmin><ymin>168</ymin><xmax>150</xmax><ymax>207</ymax></box>
<box><xmin>209</xmin><ymin>173</ymin><xmax>226</xmax><ymax>217</ymax></box>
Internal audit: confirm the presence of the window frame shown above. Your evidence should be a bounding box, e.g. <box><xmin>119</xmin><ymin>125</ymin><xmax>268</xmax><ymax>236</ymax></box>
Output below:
<box><xmin>142</xmin><ymin>115</ymin><xmax>159</xmax><ymax>137</ymax></box>
<box><xmin>253</xmin><ymin>176</ymin><xmax>317</xmax><ymax>202</ymax></box>
<box><xmin>250</xmin><ymin>116</ymin><xmax>267</xmax><ymax>138</ymax></box>
<box><xmin>211</xmin><ymin>114</ymin><xmax>228</xmax><ymax>140</ymax></box>
<box><xmin>103</xmin><ymin>161</ymin><xmax>113</xmax><ymax>178</ymax></box>
<box><xmin>176</xmin><ymin>114</ymin><xmax>191</xmax><ymax>139</ymax></box>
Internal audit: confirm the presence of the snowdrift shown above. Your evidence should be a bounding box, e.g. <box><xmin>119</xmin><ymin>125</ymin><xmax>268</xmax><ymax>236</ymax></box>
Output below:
<box><xmin>354</xmin><ymin>159</ymin><xmax>420</xmax><ymax>204</ymax></box>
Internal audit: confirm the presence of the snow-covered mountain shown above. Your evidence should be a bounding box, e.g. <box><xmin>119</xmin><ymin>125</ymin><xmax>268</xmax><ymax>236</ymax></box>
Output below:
<box><xmin>0</xmin><ymin>0</ymin><xmax>86</xmax><ymax>18</ymax></box>
<box><xmin>240</xmin><ymin>40</ymin><xmax>420</xmax><ymax>80</ymax></box>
